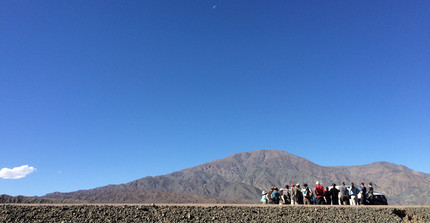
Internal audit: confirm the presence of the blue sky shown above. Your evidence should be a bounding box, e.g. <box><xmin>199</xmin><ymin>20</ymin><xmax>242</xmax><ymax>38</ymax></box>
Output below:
<box><xmin>1</xmin><ymin>0</ymin><xmax>429</xmax><ymax>196</ymax></box>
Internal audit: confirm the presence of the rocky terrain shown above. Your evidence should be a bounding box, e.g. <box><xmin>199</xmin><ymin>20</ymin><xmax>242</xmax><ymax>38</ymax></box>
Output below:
<box><xmin>1</xmin><ymin>204</ymin><xmax>430</xmax><ymax>222</ymax></box>
<box><xmin>43</xmin><ymin>150</ymin><xmax>430</xmax><ymax>205</ymax></box>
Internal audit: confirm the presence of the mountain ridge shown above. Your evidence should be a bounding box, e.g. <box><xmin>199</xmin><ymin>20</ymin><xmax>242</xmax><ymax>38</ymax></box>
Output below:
<box><xmin>42</xmin><ymin>149</ymin><xmax>430</xmax><ymax>204</ymax></box>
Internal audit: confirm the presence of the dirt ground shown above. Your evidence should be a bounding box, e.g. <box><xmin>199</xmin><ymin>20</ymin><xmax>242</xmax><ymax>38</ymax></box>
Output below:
<box><xmin>1</xmin><ymin>204</ymin><xmax>429</xmax><ymax>222</ymax></box>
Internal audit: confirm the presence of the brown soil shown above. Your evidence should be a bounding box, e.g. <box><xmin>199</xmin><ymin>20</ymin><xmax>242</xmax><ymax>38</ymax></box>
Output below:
<box><xmin>1</xmin><ymin>204</ymin><xmax>429</xmax><ymax>222</ymax></box>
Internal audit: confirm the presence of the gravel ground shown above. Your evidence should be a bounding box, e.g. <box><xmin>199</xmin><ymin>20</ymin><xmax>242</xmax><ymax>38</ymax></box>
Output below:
<box><xmin>1</xmin><ymin>204</ymin><xmax>429</xmax><ymax>222</ymax></box>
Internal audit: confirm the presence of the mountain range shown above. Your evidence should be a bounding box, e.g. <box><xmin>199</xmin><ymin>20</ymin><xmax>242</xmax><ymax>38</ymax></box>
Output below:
<box><xmin>8</xmin><ymin>150</ymin><xmax>430</xmax><ymax>204</ymax></box>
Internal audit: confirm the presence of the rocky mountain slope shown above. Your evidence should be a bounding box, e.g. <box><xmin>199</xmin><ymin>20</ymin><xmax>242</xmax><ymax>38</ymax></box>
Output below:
<box><xmin>44</xmin><ymin>189</ymin><xmax>228</xmax><ymax>204</ymax></box>
<box><xmin>0</xmin><ymin>194</ymin><xmax>81</xmax><ymax>204</ymax></box>
<box><xmin>43</xmin><ymin>150</ymin><xmax>430</xmax><ymax>204</ymax></box>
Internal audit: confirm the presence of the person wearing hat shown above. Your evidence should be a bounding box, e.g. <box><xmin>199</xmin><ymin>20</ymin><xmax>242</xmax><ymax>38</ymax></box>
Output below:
<box><xmin>314</xmin><ymin>181</ymin><xmax>325</xmax><ymax>205</ymax></box>
<box><xmin>302</xmin><ymin>183</ymin><xmax>313</xmax><ymax>205</ymax></box>
<box><xmin>290</xmin><ymin>183</ymin><xmax>297</xmax><ymax>205</ymax></box>
<box><xmin>278</xmin><ymin>187</ymin><xmax>284</xmax><ymax>205</ymax></box>
<box><xmin>260</xmin><ymin>190</ymin><xmax>268</xmax><ymax>204</ymax></box>
<box><xmin>279</xmin><ymin>188</ymin><xmax>285</xmax><ymax>205</ymax></box>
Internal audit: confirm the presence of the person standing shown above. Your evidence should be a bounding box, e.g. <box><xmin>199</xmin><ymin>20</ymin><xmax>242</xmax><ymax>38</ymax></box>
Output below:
<box><xmin>290</xmin><ymin>184</ymin><xmax>297</xmax><ymax>205</ymax></box>
<box><xmin>314</xmin><ymin>181</ymin><xmax>325</xmax><ymax>205</ymax></box>
<box><xmin>302</xmin><ymin>183</ymin><xmax>313</xmax><ymax>205</ymax></box>
<box><xmin>260</xmin><ymin>191</ymin><xmax>268</xmax><ymax>204</ymax></box>
<box><xmin>359</xmin><ymin>183</ymin><xmax>367</xmax><ymax>205</ymax></box>
<box><xmin>281</xmin><ymin>188</ymin><xmax>289</xmax><ymax>205</ymax></box>
<box><xmin>349</xmin><ymin>182</ymin><xmax>360</xmax><ymax>205</ymax></box>
<box><xmin>338</xmin><ymin>182</ymin><xmax>349</xmax><ymax>205</ymax></box>
<box><xmin>296</xmin><ymin>183</ymin><xmax>303</xmax><ymax>204</ymax></box>
<box><xmin>330</xmin><ymin>183</ymin><xmax>339</xmax><ymax>205</ymax></box>
<box><xmin>272</xmin><ymin>187</ymin><xmax>280</xmax><ymax>204</ymax></box>
<box><xmin>279</xmin><ymin>188</ymin><xmax>285</xmax><ymax>205</ymax></box>
<box><xmin>267</xmin><ymin>187</ymin><xmax>274</xmax><ymax>204</ymax></box>
<box><xmin>367</xmin><ymin>182</ymin><xmax>374</xmax><ymax>205</ymax></box>
<box><xmin>284</xmin><ymin>185</ymin><xmax>291</xmax><ymax>204</ymax></box>
<box><xmin>324</xmin><ymin>187</ymin><xmax>332</xmax><ymax>205</ymax></box>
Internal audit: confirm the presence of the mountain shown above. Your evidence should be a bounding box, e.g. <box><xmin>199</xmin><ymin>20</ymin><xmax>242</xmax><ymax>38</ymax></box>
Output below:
<box><xmin>43</xmin><ymin>188</ymin><xmax>228</xmax><ymax>204</ymax></box>
<box><xmin>0</xmin><ymin>194</ymin><xmax>81</xmax><ymax>204</ymax></box>
<box><xmin>43</xmin><ymin>150</ymin><xmax>430</xmax><ymax>204</ymax></box>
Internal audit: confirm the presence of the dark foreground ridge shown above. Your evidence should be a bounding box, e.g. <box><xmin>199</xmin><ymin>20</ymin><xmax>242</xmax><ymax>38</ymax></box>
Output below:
<box><xmin>1</xmin><ymin>204</ymin><xmax>429</xmax><ymax>222</ymax></box>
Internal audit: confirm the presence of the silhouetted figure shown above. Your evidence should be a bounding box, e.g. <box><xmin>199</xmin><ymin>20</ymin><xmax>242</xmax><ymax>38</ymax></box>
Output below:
<box><xmin>359</xmin><ymin>183</ymin><xmax>367</xmax><ymax>205</ymax></box>
<box><xmin>330</xmin><ymin>183</ymin><xmax>339</xmax><ymax>205</ymax></box>
<box><xmin>324</xmin><ymin>187</ymin><xmax>331</xmax><ymax>205</ymax></box>
<box><xmin>367</xmin><ymin>182</ymin><xmax>374</xmax><ymax>205</ymax></box>
<box><xmin>295</xmin><ymin>183</ymin><xmax>303</xmax><ymax>204</ymax></box>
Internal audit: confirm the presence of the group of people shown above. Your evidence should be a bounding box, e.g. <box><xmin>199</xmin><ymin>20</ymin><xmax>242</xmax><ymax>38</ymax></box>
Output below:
<box><xmin>260</xmin><ymin>181</ymin><xmax>375</xmax><ymax>205</ymax></box>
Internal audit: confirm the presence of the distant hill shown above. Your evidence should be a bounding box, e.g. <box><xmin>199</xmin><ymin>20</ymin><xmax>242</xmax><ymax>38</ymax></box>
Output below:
<box><xmin>44</xmin><ymin>188</ymin><xmax>228</xmax><ymax>204</ymax></box>
<box><xmin>0</xmin><ymin>194</ymin><xmax>81</xmax><ymax>204</ymax></box>
<box><xmin>41</xmin><ymin>150</ymin><xmax>430</xmax><ymax>204</ymax></box>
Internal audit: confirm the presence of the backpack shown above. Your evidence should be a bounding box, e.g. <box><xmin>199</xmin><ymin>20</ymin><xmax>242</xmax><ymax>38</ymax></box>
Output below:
<box><xmin>283</xmin><ymin>190</ymin><xmax>290</xmax><ymax>203</ymax></box>
<box><xmin>272</xmin><ymin>191</ymin><xmax>280</xmax><ymax>200</ymax></box>
<box><xmin>303</xmin><ymin>187</ymin><xmax>312</xmax><ymax>198</ymax></box>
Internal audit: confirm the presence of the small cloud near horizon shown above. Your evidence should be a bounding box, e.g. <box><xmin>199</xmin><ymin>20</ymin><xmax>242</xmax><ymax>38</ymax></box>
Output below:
<box><xmin>0</xmin><ymin>165</ymin><xmax>36</xmax><ymax>179</ymax></box>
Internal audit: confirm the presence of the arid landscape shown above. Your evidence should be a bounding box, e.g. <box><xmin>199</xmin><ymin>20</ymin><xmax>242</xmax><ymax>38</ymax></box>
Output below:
<box><xmin>2</xmin><ymin>150</ymin><xmax>430</xmax><ymax>222</ymax></box>
<box><xmin>2</xmin><ymin>150</ymin><xmax>430</xmax><ymax>206</ymax></box>
<box><xmin>36</xmin><ymin>150</ymin><xmax>430</xmax><ymax>205</ymax></box>
<box><xmin>2</xmin><ymin>204</ymin><xmax>430</xmax><ymax>223</ymax></box>
<box><xmin>3</xmin><ymin>1</ymin><xmax>429</xmax><ymax>222</ymax></box>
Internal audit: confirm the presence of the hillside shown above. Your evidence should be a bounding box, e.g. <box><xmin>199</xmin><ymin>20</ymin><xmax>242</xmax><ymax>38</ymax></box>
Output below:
<box><xmin>44</xmin><ymin>188</ymin><xmax>228</xmax><ymax>204</ymax></box>
<box><xmin>0</xmin><ymin>194</ymin><xmax>81</xmax><ymax>204</ymax></box>
<box><xmin>43</xmin><ymin>150</ymin><xmax>430</xmax><ymax>204</ymax></box>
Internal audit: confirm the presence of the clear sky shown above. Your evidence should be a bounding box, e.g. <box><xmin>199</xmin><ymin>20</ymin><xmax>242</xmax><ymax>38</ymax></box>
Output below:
<box><xmin>1</xmin><ymin>0</ymin><xmax>429</xmax><ymax>196</ymax></box>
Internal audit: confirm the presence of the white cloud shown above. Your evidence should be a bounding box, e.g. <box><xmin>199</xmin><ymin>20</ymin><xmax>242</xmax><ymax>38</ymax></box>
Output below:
<box><xmin>0</xmin><ymin>165</ymin><xmax>36</xmax><ymax>179</ymax></box>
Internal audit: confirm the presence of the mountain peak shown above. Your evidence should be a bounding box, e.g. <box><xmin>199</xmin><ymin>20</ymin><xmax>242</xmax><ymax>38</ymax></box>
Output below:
<box><xmin>42</xmin><ymin>150</ymin><xmax>430</xmax><ymax>205</ymax></box>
